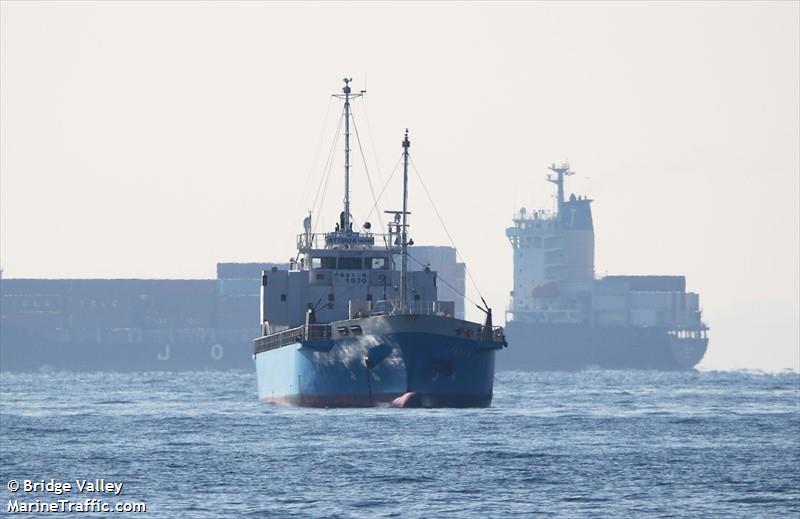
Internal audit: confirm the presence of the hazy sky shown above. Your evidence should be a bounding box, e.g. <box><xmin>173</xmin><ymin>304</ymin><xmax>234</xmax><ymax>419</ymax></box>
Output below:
<box><xmin>1</xmin><ymin>2</ymin><xmax>798</xmax><ymax>371</ymax></box>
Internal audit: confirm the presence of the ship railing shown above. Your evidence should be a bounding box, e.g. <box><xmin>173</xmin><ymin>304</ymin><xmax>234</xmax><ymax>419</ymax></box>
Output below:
<box><xmin>253</xmin><ymin>324</ymin><xmax>331</xmax><ymax>354</ymax></box>
<box><xmin>372</xmin><ymin>300</ymin><xmax>506</xmax><ymax>343</ymax></box>
<box><xmin>372</xmin><ymin>299</ymin><xmax>455</xmax><ymax>317</ymax></box>
<box><xmin>512</xmin><ymin>209</ymin><xmax>555</xmax><ymax>221</ymax></box>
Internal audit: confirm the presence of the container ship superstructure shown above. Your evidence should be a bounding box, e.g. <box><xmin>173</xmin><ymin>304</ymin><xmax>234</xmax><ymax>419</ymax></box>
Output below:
<box><xmin>500</xmin><ymin>163</ymin><xmax>708</xmax><ymax>371</ymax></box>
<box><xmin>252</xmin><ymin>79</ymin><xmax>506</xmax><ymax>407</ymax></box>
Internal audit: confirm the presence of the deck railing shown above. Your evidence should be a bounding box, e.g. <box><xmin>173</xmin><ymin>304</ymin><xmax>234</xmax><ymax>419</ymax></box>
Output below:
<box><xmin>371</xmin><ymin>299</ymin><xmax>455</xmax><ymax>317</ymax></box>
<box><xmin>253</xmin><ymin>324</ymin><xmax>331</xmax><ymax>354</ymax></box>
<box><xmin>512</xmin><ymin>208</ymin><xmax>555</xmax><ymax>222</ymax></box>
<box><xmin>254</xmin><ymin>302</ymin><xmax>507</xmax><ymax>355</ymax></box>
<box><xmin>372</xmin><ymin>299</ymin><xmax>506</xmax><ymax>343</ymax></box>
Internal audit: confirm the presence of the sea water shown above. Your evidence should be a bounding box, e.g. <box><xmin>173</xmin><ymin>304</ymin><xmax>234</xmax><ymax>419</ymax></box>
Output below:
<box><xmin>1</xmin><ymin>370</ymin><xmax>798</xmax><ymax>517</ymax></box>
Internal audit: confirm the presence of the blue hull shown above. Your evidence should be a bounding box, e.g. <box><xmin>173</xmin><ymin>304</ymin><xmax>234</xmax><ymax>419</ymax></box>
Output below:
<box><xmin>254</xmin><ymin>315</ymin><xmax>499</xmax><ymax>407</ymax></box>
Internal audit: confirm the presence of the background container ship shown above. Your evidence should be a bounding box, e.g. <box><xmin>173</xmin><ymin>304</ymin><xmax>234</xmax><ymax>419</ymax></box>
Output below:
<box><xmin>499</xmin><ymin>163</ymin><xmax>709</xmax><ymax>371</ymax></box>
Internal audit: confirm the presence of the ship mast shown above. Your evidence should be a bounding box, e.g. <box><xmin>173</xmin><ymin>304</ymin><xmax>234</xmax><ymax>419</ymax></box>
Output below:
<box><xmin>400</xmin><ymin>129</ymin><xmax>410</xmax><ymax>313</ymax></box>
<box><xmin>546</xmin><ymin>162</ymin><xmax>575</xmax><ymax>218</ymax></box>
<box><xmin>343</xmin><ymin>79</ymin><xmax>353</xmax><ymax>232</ymax></box>
<box><xmin>333</xmin><ymin>78</ymin><xmax>365</xmax><ymax>234</ymax></box>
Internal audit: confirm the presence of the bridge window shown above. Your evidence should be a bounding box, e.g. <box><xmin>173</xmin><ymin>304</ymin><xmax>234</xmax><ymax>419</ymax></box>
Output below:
<box><xmin>369</xmin><ymin>257</ymin><xmax>388</xmax><ymax>269</ymax></box>
<box><xmin>338</xmin><ymin>257</ymin><xmax>363</xmax><ymax>270</ymax></box>
<box><xmin>312</xmin><ymin>257</ymin><xmax>337</xmax><ymax>269</ymax></box>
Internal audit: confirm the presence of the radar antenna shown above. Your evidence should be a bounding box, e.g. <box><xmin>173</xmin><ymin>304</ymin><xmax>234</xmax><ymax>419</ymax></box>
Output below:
<box><xmin>546</xmin><ymin>162</ymin><xmax>575</xmax><ymax>217</ymax></box>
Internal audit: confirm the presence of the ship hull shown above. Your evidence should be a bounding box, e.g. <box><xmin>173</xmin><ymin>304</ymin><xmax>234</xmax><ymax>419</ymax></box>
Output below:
<box><xmin>0</xmin><ymin>325</ymin><xmax>256</xmax><ymax>371</ymax></box>
<box><xmin>500</xmin><ymin>321</ymin><xmax>707</xmax><ymax>371</ymax></box>
<box><xmin>254</xmin><ymin>315</ymin><xmax>499</xmax><ymax>408</ymax></box>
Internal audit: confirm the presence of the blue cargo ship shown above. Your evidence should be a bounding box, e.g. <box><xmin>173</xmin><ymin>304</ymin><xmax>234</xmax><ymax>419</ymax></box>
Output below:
<box><xmin>253</xmin><ymin>79</ymin><xmax>506</xmax><ymax>407</ymax></box>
